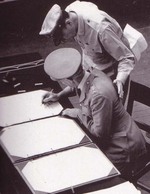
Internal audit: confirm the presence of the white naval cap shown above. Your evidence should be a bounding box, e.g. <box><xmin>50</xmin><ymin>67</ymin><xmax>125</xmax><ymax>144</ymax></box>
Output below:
<box><xmin>44</xmin><ymin>48</ymin><xmax>81</xmax><ymax>80</ymax></box>
<box><xmin>39</xmin><ymin>4</ymin><xmax>62</xmax><ymax>35</ymax></box>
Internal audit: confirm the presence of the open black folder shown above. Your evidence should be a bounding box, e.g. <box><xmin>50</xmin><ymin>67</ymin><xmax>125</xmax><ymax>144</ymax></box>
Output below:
<box><xmin>15</xmin><ymin>143</ymin><xmax>120</xmax><ymax>194</ymax></box>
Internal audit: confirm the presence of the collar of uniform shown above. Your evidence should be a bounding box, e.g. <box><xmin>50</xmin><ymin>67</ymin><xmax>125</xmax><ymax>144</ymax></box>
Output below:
<box><xmin>78</xmin><ymin>71</ymin><xmax>89</xmax><ymax>102</ymax></box>
<box><xmin>78</xmin><ymin>71</ymin><xmax>90</xmax><ymax>91</ymax></box>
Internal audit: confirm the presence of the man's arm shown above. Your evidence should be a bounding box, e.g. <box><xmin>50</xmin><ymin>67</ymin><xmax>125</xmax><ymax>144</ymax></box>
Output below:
<box><xmin>42</xmin><ymin>86</ymin><xmax>73</xmax><ymax>104</ymax></box>
<box><xmin>82</xmin><ymin>91</ymin><xmax>112</xmax><ymax>141</ymax></box>
<box><xmin>100</xmin><ymin>26</ymin><xmax>135</xmax><ymax>97</ymax></box>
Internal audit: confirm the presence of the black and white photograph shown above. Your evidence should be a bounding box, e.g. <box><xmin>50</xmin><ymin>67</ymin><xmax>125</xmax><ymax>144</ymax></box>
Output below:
<box><xmin>0</xmin><ymin>1</ymin><xmax>150</xmax><ymax>194</ymax></box>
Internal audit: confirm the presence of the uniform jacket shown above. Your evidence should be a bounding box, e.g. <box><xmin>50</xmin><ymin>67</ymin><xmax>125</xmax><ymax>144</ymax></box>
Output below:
<box><xmin>78</xmin><ymin>70</ymin><xmax>147</xmax><ymax>164</ymax></box>
<box><xmin>65</xmin><ymin>1</ymin><xmax>135</xmax><ymax>84</ymax></box>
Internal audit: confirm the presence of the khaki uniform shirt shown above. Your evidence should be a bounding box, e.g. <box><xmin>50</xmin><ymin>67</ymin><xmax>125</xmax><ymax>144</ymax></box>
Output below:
<box><xmin>77</xmin><ymin>71</ymin><xmax>147</xmax><ymax>165</ymax></box>
<box><xmin>65</xmin><ymin>1</ymin><xmax>135</xmax><ymax>84</ymax></box>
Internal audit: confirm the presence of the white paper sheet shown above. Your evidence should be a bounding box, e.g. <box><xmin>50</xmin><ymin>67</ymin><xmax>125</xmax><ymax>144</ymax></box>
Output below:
<box><xmin>0</xmin><ymin>90</ymin><xmax>63</xmax><ymax>127</ymax></box>
<box><xmin>84</xmin><ymin>181</ymin><xmax>141</xmax><ymax>194</ymax></box>
<box><xmin>0</xmin><ymin>117</ymin><xmax>90</xmax><ymax>159</ymax></box>
<box><xmin>123</xmin><ymin>24</ymin><xmax>148</xmax><ymax>61</ymax></box>
<box><xmin>21</xmin><ymin>145</ymin><xmax>118</xmax><ymax>193</ymax></box>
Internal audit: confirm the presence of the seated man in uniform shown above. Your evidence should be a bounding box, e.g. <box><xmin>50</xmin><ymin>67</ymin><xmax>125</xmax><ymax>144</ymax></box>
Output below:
<box><xmin>39</xmin><ymin>1</ymin><xmax>136</xmax><ymax>102</ymax></box>
<box><xmin>42</xmin><ymin>48</ymin><xmax>148</xmax><ymax>180</ymax></box>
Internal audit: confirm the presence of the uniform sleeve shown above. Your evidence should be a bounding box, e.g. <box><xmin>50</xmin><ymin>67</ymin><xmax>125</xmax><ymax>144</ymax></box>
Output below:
<box><xmin>84</xmin><ymin>91</ymin><xmax>112</xmax><ymax>140</ymax></box>
<box><xmin>100</xmin><ymin>26</ymin><xmax>135</xmax><ymax>84</ymax></box>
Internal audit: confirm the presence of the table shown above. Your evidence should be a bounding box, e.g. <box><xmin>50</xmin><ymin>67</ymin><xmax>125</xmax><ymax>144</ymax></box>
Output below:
<box><xmin>0</xmin><ymin>54</ymin><xmax>122</xmax><ymax>194</ymax></box>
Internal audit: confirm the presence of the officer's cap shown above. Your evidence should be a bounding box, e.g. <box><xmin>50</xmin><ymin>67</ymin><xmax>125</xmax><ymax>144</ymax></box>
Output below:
<box><xmin>44</xmin><ymin>48</ymin><xmax>81</xmax><ymax>80</ymax></box>
<box><xmin>39</xmin><ymin>4</ymin><xmax>62</xmax><ymax>35</ymax></box>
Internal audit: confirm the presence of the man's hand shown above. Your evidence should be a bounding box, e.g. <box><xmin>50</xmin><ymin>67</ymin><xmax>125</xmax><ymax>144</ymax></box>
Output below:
<box><xmin>61</xmin><ymin>108</ymin><xmax>81</xmax><ymax>118</ymax></box>
<box><xmin>42</xmin><ymin>91</ymin><xmax>59</xmax><ymax>104</ymax></box>
<box><xmin>113</xmin><ymin>79</ymin><xmax>124</xmax><ymax>99</ymax></box>
<box><xmin>42</xmin><ymin>86</ymin><xmax>73</xmax><ymax>105</ymax></box>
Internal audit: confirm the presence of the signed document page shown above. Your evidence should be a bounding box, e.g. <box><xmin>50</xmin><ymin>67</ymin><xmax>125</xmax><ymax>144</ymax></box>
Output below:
<box><xmin>0</xmin><ymin>90</ymin><xmax>63</xmax><ymax>127</ymax></box>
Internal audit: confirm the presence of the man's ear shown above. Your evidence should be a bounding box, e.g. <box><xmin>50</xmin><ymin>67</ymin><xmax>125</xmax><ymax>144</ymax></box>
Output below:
<box><xmin>65</xmin><ymin>18</ymin><xmax>72</xmax><ymax>25</ymax></box>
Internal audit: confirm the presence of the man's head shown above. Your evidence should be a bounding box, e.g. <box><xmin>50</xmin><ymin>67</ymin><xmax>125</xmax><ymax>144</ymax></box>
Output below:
<box><xmin>44</xmin><ymin>48</ymin><xmax>83</xmax><ymax>86</ymax></box>
<box><xmin>39</xmin><ymin>4</ymin><xmax>78</xmax><ymax>46</ymax></box>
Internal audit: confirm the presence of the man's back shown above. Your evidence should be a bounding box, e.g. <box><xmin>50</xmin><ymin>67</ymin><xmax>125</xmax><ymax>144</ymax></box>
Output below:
<box><xmin>81</xmin><ymin>70</ymin><xmax>147</xmax><ymax>167</ymax></box>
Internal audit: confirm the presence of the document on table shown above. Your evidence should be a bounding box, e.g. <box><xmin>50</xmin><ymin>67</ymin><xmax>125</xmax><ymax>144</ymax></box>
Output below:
<box><xmin>0</xmin><ymin>117</ymin><xmax>91</xmax><ymax>162</ymax></box>
<box><xmin>84</xmin><ymin>181</ymin><xmax>141</xmax><ymax>194</ymax></box>
<box><xmin>0</xmin><ymin>90</ymin><xmax>63</xmax><ymax>127</ymax></box>
<box><xmin>16</xmin><ymin>144</ymin><xmax>120</xmax><ymax>194</ymax></box>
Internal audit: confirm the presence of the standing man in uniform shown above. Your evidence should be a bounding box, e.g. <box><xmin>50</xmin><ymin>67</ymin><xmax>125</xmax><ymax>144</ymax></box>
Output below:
<box><xmin>39</xmin><ymin>1</ymin><xmax>135</xmax><ymax>101</ymax></box>
<box><xmin>42</xmin><ymin>48</ymin><xmax>147</xmax><ymax>180</ymax></box>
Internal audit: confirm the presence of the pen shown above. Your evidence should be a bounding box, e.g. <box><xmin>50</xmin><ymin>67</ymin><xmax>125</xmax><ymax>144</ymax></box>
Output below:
<box><xmin>49</xmin><ymin>88</ymin><xmax>54</xmax><ymax>93</ymax></box>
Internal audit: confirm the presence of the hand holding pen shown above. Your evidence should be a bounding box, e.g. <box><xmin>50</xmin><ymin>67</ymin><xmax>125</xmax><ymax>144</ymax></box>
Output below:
<box><xmin>42</xmin><ymin>89</ymin><xmax>60</xmax><ymax>104</ymax></box>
